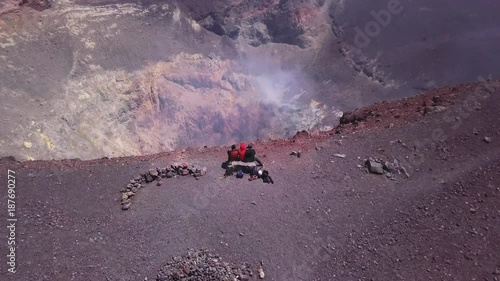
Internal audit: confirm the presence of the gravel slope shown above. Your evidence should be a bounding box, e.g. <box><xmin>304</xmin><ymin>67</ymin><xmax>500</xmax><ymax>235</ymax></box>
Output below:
<box><xmin>0</xmin><ymin>82</ymin><xmax>499</xmax><ymax>280</ymax></box>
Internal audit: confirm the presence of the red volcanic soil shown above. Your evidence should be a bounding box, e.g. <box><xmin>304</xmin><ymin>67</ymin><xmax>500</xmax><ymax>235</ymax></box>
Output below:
<box><xmin>1</xmin><ymin>81</ymin><xmax>500</xmax><ymax>280</ymax></box>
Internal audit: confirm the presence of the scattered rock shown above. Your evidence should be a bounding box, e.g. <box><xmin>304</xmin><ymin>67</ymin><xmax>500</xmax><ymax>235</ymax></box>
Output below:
<box><xmin>20</xmin><ymin>0</ymin><xmax>53</xmax><ymax>11</ymax></box>
<box><xmin>157</xmin><ymin>181</ymin><xmax>162</xmax><ymax>186</ymax></box>
<box><xmin>493</xmin><ymin>267</ymin><xmax>500</xmax><ymax>275</ymax></box>
<box><xmin>333</xmin><ymin>154</ymin><xmax>346</xmax><ymax>158</ymax></box>
<box><xmin>246</xmin><ymin>22</ymin><xmax>271</xmax><ymax>47</ymax></box>
<box><xmin>156</xmin><ymin>249</ymin><xmax>253</xmax><ymax>281</ymax></box>
<box><xmin>399</xmin><ymin>167</ymin><xmax>410</xmax><ymax>178</ymax></box>
<box><xmin>198</xmin><ymin>15</ymin><xmax>226</xmax><ymax>36</ymax></box>
<box><xmin>290</xmin><ymin>151</ymin><xmax>301</xmax><ymax>158</ymax></box>
<box><xmin>383</xmin><ymin>161</ymin><xmax>399</xmax><ymax>173</ymax></box>
<box><xmin>131</xmin><ymin>186</ymin><xmax>138</xmax><ymax>193</ymax></box>
<box><xmin>366</xmin><ymin>160</ymin><xmax>384</xmax><ymax>175</ymax></box>
<box><xmin>121</xmin><ymin>193</ymin><xmax>129</xmax><ymax>200</ymax></box>
<box><xmin>484</xmin><ymin>136</ymin><xmax>492</xmax><ymax>143</ymax></box>
<box><xmin>424</xmin><ymin>105</ymin><xmax>447</xmax><ymax>115</ymax></box>
<box><xmin>125</xmin><ymin>191</ymin><xmax>135</xmax><ymax>198</ymax></box>
<box><xmin>339</xmin><ymin>109</ymin><xmax>370</xmax><ymax>124</ymax></box>
<box><xmin>226</xmin><ymin>25</ymin><xmax>241</xmax><ymax>39</ymax></box>
<box><xmin>200</xmin><ymin>167</ymin><xmax>207</xmax><ymax>176</ymax></box>
<box><xmin>122</xmin><ymin>203</ymin><xmax>131</xmax><ymax>210</ymax></box>
<box><xmin>149</xmin><ymin>168</ymin><xmax>159</xmax><ymax>178</ymax></box>
<box><xmin>258</xmin><ymin>266</ymin><xmax>265</xmax><ymax>279</ymax></box>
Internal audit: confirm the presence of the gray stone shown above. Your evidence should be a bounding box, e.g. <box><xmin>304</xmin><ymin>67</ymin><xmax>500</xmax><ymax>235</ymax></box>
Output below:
<box><xmin>484</xmin><ymin>136</ymin><xmax>492</xmax><ymax>143</ymax></box>
<box><xmin>122</xmin><ymin>203</ymin><xmax>131</xmax><ymax>210</ymax></box>
<box><xmin>131</xmin><ymin>186</ymin><xmax>138</xmax><ymax>193</ymax></box>
<box><xmin>166</xmin><ymin>171</ymin><xmax>174</xmax><ymax>178</ymax></box>
<box><xmin>149</xmin><ymin>168</ymin><xmax>159</xmax><ymax>177</ymax></box>
<box><xmin>383</xmin><ymin>161</ymin><xmax>398</xmax><ymax>173</ymax></box>
<box><xmin>366</xmin><ymin>160</ymin><xmax>384</xmax><ymax>174</ymax></box>
<box><xmin>226</xmin><ymin>25</ymin><xmax>241</xmax><ymax>39</ymax></box>
<box><xmin>146</xmin><ymin>174</ymin><xmax>154</xmax><ymax>183</ymax></box>
<box><xmin>198</xmin><ymin>15</ymin><xmax>226</xmax><ymax>36</ymax></box>
<box><xmin>399</xmin><ymin>167</ymin><xmax>410</xmax><ymax>178</ymax></box>
<box><xmin>121</xmin><ymin>193</ymin><xmax>129</xmax><ymax>200</ymax></box>
<box><xmin>250</xmin><ymin>22</ymin><xmax>271</xmax><ymax>46</ymax></box>
<box><xmin>157</xmin><ymin>181</ymin><xmax>162</xmax><ymax>186</ymax></box>
<box><xmin>424</xmin><ymin>106</ymin><xmax>447</xmax><ymax>115</ymax></box>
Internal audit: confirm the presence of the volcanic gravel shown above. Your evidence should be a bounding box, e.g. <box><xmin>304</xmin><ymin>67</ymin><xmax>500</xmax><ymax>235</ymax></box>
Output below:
<box><xmin>156</xmin><ymin>249</ymin><xmax>254</xmax><ymax>281</ymax></box>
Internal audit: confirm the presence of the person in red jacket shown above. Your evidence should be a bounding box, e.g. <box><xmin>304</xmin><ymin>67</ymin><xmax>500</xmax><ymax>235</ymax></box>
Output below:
<box><xmin>238</xmin><ymin>142</ymin><xmax>247</xmax><ymax>162</ymax></box>
<box><xmin>227</xmin><ymin>144</ymin><xmax>239</xmax><ymax>162</ymax></box>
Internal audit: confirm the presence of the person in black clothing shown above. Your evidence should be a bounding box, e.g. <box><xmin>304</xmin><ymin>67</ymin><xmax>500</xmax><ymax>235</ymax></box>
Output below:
<box><xmin>244</xmin><ymin>145</ymin><xmax>263</xmax><ymax>166</ymax></box>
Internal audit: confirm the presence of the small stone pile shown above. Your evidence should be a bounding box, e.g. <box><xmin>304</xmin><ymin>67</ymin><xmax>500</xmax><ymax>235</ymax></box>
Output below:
<box><xmin>121</xmin><ymin>162</ymin><xmax>207</xmax><ymax>211</ymax></box>
<box><xmin>364</xmin><ymin>157</ymin><xmax>410</xmax><ymax>179</ymax></box>
<box><xmin>156</xmin><ymin>249</ymin><xmax>254</xmax><ymax>281</ymax></box>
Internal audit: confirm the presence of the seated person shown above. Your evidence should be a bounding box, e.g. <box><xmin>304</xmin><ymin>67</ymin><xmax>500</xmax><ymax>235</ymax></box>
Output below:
<box><xmin>238</xmin><ymin>142</ymin><xmax>247</xmax><ymax>162</ymax></box>
<box><xmin>244</xmin><ymin>145</ymin><xmax>263</xmax><ymax>166</ymax></box>
<box><xmin>227</xmin><ymin>144</ymin><xmax>239</xmax><ymax>163</ymax></box>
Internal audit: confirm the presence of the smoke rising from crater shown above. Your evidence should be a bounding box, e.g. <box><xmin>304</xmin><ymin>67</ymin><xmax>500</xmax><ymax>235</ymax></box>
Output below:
<box><xmin>238</xmin><ymin>53</ymin><xmax>337</xmax><ymax>137</ymax></box>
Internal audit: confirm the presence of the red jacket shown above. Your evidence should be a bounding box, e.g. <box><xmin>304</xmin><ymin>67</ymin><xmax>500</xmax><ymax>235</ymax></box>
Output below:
<box><xmin>238</xmin><ymin>143</ymin><xmax>246</xmax><ymax>161</ymax></box>
<box><xmin>227</xmin><ymin>149</ymin><xmax>239</xmax><ymax>162</ymax></box>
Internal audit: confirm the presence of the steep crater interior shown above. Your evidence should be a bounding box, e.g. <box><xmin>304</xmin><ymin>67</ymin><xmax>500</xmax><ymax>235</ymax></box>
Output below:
<box><xmin>1</xmin><ymin>0</ymin><xmax>499</xmax><ymax>160</ymax></box>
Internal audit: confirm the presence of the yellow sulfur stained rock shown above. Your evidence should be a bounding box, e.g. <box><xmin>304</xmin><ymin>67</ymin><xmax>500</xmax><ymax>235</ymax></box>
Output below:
<box><xmin>23</xmin><ymin>141</ymin><xmax>32</xmax><ymax>148</ymax></box>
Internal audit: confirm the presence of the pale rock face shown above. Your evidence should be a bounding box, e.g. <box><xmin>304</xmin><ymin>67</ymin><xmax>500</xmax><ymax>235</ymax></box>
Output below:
<box><xmin>1</xmin><ymin>0</ymin><xmax>499</xmax><ymax>160</ymax></box>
